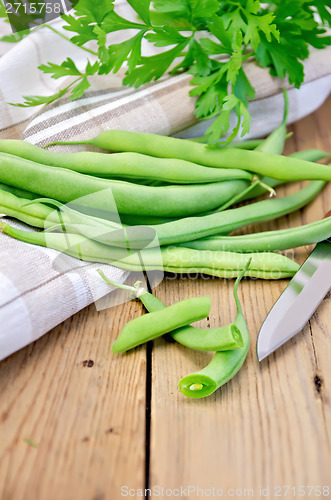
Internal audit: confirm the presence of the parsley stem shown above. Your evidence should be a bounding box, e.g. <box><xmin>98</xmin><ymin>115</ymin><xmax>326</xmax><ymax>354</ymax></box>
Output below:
<box><xmin>44</xmin><ymin>25</ymin><xmax>98</xmax><ymax>56</ymax></box>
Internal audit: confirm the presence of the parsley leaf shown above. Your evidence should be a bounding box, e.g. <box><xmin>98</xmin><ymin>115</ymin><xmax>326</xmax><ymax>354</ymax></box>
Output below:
<box><xmin>145</xmin><ymin>26</ymin><xmax>188</xmax><ymax>47</ymax></box>
<box><xmin>62</xmin><ymin>14</ymin><xmax>97</xmax><ymax>46</ymax></box>
<box><xmin>12</xmin><ymin>88</ymin><xmax>69</xmax><ymax>107</ymax></box>
<box><xmin>99</xmin><ymin>32</ymin><xmax>145</xmax><ymax>74</ymax></box>
<box><xmin>74</xmin><ymin>0</ymin><xmax>115</xmax><ymax>25</ymax></box>
<box><xmin>70</xmin><ymin>76</ymin><xmax>91</xmax><ymax>100</ymax></box>
<box><xmin>123</xmin><ymin>42</ymin><xmax>188</xmax><ymax>87</ymax></box>
<box><xmin>127</xmin><ymin>0</ymin><xmax>151</xmax><ymax>25</ymax></box>
<box><xmin>38</xmin><ymin>58</ymin><xmax>82</xmax><ymax>79</ymax></box>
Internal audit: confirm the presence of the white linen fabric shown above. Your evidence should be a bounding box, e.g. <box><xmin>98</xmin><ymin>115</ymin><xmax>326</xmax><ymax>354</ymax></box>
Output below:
<box><xmin>0</xmin><ymin>2</ymin><xmax>330</xmax><ymax>361</ymax></box>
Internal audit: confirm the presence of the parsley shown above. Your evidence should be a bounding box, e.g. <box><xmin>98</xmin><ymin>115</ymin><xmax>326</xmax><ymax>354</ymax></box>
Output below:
<box><xmin>8</xmin><ymin>0</ymin><xmax>331</xmax><ymax>142</ymax></box>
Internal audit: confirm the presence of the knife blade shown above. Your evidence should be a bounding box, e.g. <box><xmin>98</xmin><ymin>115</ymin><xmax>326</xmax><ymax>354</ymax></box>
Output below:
<box><xmin>256</xmin><ymin>238</ymin><xmax>331</xmax><ymax>361</ymax></box>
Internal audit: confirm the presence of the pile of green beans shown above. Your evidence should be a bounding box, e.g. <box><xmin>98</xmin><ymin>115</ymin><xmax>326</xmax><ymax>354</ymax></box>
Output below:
<box><xmin>0</xmin><ymin>117</ymin><xmax>330</xmax><ymax>283</ymax></box>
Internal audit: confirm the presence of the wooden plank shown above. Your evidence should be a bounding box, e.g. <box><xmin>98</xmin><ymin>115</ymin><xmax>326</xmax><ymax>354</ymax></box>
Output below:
<box><xmin>0</xmin><ymin>296</ymin><xmax>147</xmax><ymax>500</ymax></box>
<box><xmin>149</xmin><ymin>97</ymin><xmax>331</xmax><ymax>497</ymax></box>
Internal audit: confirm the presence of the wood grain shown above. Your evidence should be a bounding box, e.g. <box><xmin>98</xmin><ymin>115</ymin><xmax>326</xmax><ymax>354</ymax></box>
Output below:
<box><xmin>0</xmin><ymin>97</ymin><xmax>330</xmax><ymax>500</ymax></box>
<box><xmin>0</xmin><ymin>299</ymin><xmax>147</xmax><ymax>500</ymax></box>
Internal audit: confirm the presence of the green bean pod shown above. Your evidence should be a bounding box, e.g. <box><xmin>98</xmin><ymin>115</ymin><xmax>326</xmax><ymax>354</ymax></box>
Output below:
<box><xmin>0</xmin><ymin>188</ymin><xmax>121</xmax><ymax>231</ymax></box>
<box><xmin>0</xmin><ymin>182</ymin><xmax>40</xmax><ymax>201</ymax></box>
<box><xmin>111</xmin><ymin>296</ymin><xmax>211</xmax><ymax>353</ymax></box>
<box><xmin>97</xmin><ymin>273</ymin><xmax>244</xmax><ymax>351</ymax></box>
<box><xmin>0</xmin><ymin>188</ymin><xmax>57</xmax><ymax>228</ymax></box>
<box><xmin>0</xmin><ymin>153</ymin><xmax>250</xmax><ymax>217</ymax></box>
<box><xmin>189</xmin><ymin>137</ymin><xmax>264</xmax><ymax>148</ymax></box>
<box><xmin>0</xmin><ymin>222</ymin><xmax>299</xmax><ymax>279</ymax></box>
<box><xmin>46</xmin><ymin>130</ymin><xmax>331</xmax><ymax>181</ymax></box>
<box><xmin>178</xmin><ymin>261</ymin><xmax>251</xmax><ymax>398</ymax></box>
<box><xmin>239</xmin><ymin>149</ymin><xmax>331</xmax><ymax>203</ymax></box>
<box><xmin>181</xmin><ymin>217</ymin><xmax>331</xmax><ymax>252</ymax></box>
<box><xmin>0</xmin><ymin>140</ymin><xmax>253</xmax><ymax>184</ymax></box>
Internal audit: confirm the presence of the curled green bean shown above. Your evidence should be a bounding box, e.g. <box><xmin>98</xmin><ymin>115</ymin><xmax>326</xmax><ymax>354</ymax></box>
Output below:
<box><xmin>178</xmin><ymin>260</ymin><xmax>251</xmax><ymax>399</ymax></box>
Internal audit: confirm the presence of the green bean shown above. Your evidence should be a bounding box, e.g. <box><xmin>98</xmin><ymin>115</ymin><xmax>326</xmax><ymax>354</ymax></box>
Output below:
<box><xmin>254</xmin><ymin>89</ymin><xmax>288</xmax><ymax>155</ymax></box>
<box><xmin>190</xmin><ymin>137</ymin><xmax>264</xmax><ymax>148</ymax></box>
<box><xmin>0</xmin><ymin>182</ymin><xmax>40</xmax><ymax>201</ymax></box>
<box><xmin>230</xmin><ymin>132</ymin><xmax>292</xmax><ymax>150</ymax></box>
<box><xmin>0</xmin><ymin>188</ymin><xmax>58</xmax><ymax>228</ymax></box>
<box><xmin>239</xmin><ymin>150</ymin><xmax>331</xmax><ymax>203</ymax></box>
<box><xmin>221</xmin><ymin>94</ymin><xmax>287</xmax><ymax>207</ymax></box>
<box><xmin>0</xmin><ymin>222</ymin><xmax>299</xmax><ymax>279</ymax></box>
<box><xmin>181</xmin><ymin>217</ymin><xmax>331</xmax><ymax>252</ymax></box>
<box><xmin>0</xmin><ymin>140</ymin><xmax>253</xmax><ymax>184</ymax></box>
<box><xmin>45</xmin><ymin>130</ymin><xmax>331</xmax><ymax>181</ymax></box>
<box><xmin>111</xmin><ymin>296</ymin><xmax>211</xmax><ymax>353</ymax></box>
<box><xmin>0</xmin><ymin>153</ymin><xmax>250</xmax><ymax>217</ymax></box>
<box><xmin>97</xmin><ymin>273</ymin><xmax>244</xmax><ymax>351</ymax></box>
<box><xmin>178</xmin><ymin>260</ymin><xmax>251</xmax><ymax>398</ymax></box>
<box><xmin>45</xmin><ymin>181</ymin><xmax>324</xmax><ymax>248</ymax></box>
<box><xmin>290</xmin><ymin>149</ymin><xmax>331</xmax><ymax>162</ymax></box>
<box><xmin>0</xmin><ymin>189</ymin><xmax>123</xmax><ymax>237</ymax></box>
<box><xmin>119</xmin><ymin>213</ymin><xmax>179</xmax><ymax>225</ymax></box>
<box><xmin>223</xmin><ymin>138</ymin><xmax>265</xmax><ymax>149</ymax></box>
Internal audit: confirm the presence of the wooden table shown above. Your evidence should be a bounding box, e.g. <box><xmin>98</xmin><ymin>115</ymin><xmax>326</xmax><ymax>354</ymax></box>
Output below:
<box><xmin>0</xmin><ymin>98</ymin><xmax>330</xmax><ymax>500</ymax></box>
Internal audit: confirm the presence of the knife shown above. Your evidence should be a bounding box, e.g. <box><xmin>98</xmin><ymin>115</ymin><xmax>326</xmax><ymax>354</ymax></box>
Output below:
<box><xmin>256</xmin><ymin>236</ymin><xmax>331</xmax><ymax>361</ymax></box>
